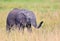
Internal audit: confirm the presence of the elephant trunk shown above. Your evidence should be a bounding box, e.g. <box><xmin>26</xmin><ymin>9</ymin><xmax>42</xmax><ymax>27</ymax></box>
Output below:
<box><xmin>37</xmin><ymin>21</ymin><xmax>43</xmax><ymax>28</ymax></box>
<box><xmin>32</xmin><ymin>21</ymin><xmax>43</xmax><ymax>29</ymax></box>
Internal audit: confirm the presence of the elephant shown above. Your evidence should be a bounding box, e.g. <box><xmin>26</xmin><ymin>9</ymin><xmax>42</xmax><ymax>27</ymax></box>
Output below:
<box><xmin>6</xmin><ymin>8</ymin><xmax>43</xmax><ymax>32</ymax></box>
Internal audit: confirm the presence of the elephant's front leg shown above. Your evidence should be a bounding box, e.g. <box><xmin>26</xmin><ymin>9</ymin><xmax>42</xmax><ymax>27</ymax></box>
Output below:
<box><xmin>20</xmin><ymin>23</ymin><xmax>25</xmax><ymax>33</ymax></box>
<box><xmin>26</xmin><ymin>23</ymin><xmax>32</xmax><ymax>32</ymax></box>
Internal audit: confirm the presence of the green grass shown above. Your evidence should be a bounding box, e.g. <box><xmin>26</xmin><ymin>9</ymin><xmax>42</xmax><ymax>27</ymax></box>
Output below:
<box><xmin>0</xmin><ymin>1</ymin><xmax>60</xmax><ymax>12</ymax></box>
<box><xmin>0</xmin><ymin>0</ymin><xmax>50</xmax><ymax>2</ymax></box>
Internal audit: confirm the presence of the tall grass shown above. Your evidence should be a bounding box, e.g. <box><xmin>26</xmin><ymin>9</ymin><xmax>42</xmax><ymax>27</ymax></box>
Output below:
<box><xmin>0</xmin><ymin>0</ymin><xmax>60</xmax><ymax>41</ymax></box>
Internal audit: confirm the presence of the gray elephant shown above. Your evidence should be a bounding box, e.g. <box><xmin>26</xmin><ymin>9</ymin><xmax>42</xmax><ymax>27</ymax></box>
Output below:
<box><xmin>6</xmin><ymin>8</ymin><xmax>43</xmax><ymax>32</ymax></box>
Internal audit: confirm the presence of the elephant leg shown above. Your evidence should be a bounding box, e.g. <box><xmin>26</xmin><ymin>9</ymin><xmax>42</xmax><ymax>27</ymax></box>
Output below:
<box><xmin>18</xmin><ymin>23</ymin><xmax>25</xmax><ymax>33</ymax></box>
<box><xmin>26</xmin><ymin>23</ymin><xmax>32</xmax><ymax>32</ymax></box>
<box><xmin>21</xmin><ymin>25</ymin><xmax>24</xmax><ymax>31</ymax></box>
<box><xmin>6</xmin><ymin>24</ymin><xmax>11</xmax><ymax>32</ymax></box>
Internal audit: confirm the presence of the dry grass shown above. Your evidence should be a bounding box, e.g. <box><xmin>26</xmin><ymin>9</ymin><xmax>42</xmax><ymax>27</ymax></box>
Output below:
<box><xmin>0</xmin><ymin>2</ymin><xmax>60</xmax><ymax>41</ymax></box>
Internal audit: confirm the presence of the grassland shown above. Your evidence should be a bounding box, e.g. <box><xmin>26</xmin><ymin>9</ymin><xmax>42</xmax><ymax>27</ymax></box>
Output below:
<box><xmin>0</xmin><ymin>0</ymin><xmax>60</xmax><ymax>41</ymax></box>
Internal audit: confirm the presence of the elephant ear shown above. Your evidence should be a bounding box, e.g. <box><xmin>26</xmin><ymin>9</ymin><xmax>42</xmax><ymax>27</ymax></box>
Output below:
<box><xmin>37</xmin><ymin>21</ymin><xmax>43</xmax><ymax>28</ymax></box>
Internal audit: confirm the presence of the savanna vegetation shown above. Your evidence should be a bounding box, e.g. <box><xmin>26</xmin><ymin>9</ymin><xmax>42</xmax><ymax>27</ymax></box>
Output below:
<box><xmin>0</xmin><ymin>0</ymin><xmax>60</xmax><ymax>41</ymax></box>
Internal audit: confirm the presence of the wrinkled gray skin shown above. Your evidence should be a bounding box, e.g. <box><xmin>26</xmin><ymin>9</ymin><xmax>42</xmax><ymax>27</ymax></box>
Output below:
<box><xmin>6</xmin><ymin>8</ymin><xmax>43</xmax><ymax>32</ymax></box>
